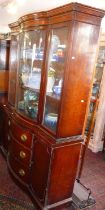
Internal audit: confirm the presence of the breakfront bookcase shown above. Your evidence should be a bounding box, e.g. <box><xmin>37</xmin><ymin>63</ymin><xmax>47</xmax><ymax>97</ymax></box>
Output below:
<box><xmin>0</xmin><ymin>3</ymin><xmax>104</xmax><ymax>210</ymax></box>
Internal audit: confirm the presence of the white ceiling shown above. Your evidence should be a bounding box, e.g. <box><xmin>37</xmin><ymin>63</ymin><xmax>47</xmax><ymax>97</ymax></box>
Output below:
<box><xmin>0</xmin><ymin>0</ymin><xmax>105</xmax><ymax>33</ymax></box>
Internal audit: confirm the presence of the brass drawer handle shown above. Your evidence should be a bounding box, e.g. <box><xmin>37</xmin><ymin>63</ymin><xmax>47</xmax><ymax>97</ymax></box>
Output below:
<box><xmin>8</xmin><ymin>135</ymin><xmax>10</xmax><ymax>141</ymax></box>
<box><xmin>19</xmin><ymin>169</ymin><xmax>25</xmax><ymax>176</ymax></box>
<box><xmin>20</xmin><ymin>134</ymin><xmax>27</xmax><ymax>142</ymax></box>
<box><xmin>19</xmin><ymin>151</ymin><xmax>26</xmax><ymax>159</ymax></box>
<box><xmin>8</xmin><ymin>120</ymin><xmax>11</xmax><ymax>126</ymax></box>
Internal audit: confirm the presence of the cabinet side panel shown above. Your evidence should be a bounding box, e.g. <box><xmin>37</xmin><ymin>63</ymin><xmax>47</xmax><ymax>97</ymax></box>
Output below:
<box><xmin>57</xmin><ymin>22</ymin><xmax>100</xmax><ymax>137</ymax></box>
<box><xmin>47</xmin><ymin>142</ymin><xmax>81</xmax><ymax>204</ymax></box>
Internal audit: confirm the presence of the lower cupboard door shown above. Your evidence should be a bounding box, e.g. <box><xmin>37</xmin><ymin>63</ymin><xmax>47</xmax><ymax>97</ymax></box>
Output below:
<box><xmin>31</xmin><ymin>139</ymin><xmax>51</xmax><ymax>203</ymax></box>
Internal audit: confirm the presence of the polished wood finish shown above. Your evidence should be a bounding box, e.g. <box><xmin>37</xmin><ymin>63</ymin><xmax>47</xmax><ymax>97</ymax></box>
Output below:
<box><xmin>9</xmin><ymin>135</ymin><xmax>32</xmax><ymax>166</ymax></box>
<box><xmin>0</xmin><ymin>3</ymin><xmax>104</xmax><ymax>210</ymax></box>
<box><xmin>8</xmin><ymin>153</ymin><xmax>30</xmax><ymax>185</ymax></box>
<box><xmin>30</xmin><ymin>135</ymin><xmax>82</xmax><ymax>206</ymax></box>
<box><xmin>0</xmin><ymin>71</ymin><xmax>9</xmax><ymax>92</ymax></box>
<box><xmin>10</xmin><ymin>120</ymin><xmax>34</xmax><ymax>148</ymax></box>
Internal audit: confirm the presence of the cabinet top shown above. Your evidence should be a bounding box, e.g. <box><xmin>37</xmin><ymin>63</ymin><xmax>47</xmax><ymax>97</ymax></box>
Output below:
<box><xmin>9</xmin><ymin>2</ymin><xmax>105</xmax><ymax>31</ymax></box>
<box><xmin>9</xmin><ymin>21</ymin><xmax>20</xmax><ymax>34</ymax></box>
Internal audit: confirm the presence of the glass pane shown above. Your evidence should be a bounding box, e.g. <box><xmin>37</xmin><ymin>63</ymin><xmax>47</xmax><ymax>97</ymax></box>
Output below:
<box><xmin>17</xmin><ymin>30</ymin><xmax>45</xmax><ymax>120</ymax></box>
<box><xmin>0</xmin><ymin>41</ymin><xmax>7</xmax><ymax>70</ymax></box>
<box><xmin>8</xmin><ymin>36</ymin><xmax>18</xmax><ymax>106</ymax></box>
<box><xmin>43</xmin><ymin>27</ymin><xmax>68</xmax><ymax>132</ymax></box>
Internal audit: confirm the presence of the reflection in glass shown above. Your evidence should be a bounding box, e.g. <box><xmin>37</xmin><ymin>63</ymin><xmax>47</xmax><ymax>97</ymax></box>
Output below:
<box><xmin>8</xmin><ymin>37</ymin><xmax>18</xmax><ymax>106</ymax></box>
<box><xmin>17</xmin><ymin>30</ymin><xmax>45</xmax><ymax>120</ymax></box>
<box><xmin>43</xmin><ymin>27</ymin><xmax>68</xmax><ymax>131</ymax></box>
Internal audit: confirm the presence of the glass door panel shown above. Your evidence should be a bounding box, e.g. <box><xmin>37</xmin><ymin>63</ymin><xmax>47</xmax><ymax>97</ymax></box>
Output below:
<box><xmin>17</xmin><ymin>30</ymin><xmax>45</xmax><ymax>120</ymax></box>
<box><xmin>43</xmin><ymin>27</ymin><xmax>69</xmax><ymax>131</ymax></box>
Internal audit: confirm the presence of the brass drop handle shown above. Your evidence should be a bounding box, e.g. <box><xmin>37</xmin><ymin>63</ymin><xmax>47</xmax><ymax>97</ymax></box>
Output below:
<box><xmin>8</xmin><ymin>135</ymin><xmax>10</xmax><ymax>141</ymax></box>
<box><xmin>20</xmin><ymin>134</ymin><xmax>27</xmax><ymax>142</ymax></box>
<box><xmin>8</xmin><ymin>120</ymin><xmax>11</xmax><ymax>126</ymax></box>
<box><xmin>19</xmin><ymin>169</ymin><xmax>25</xmax><ymax>176</ymax></box>
<box><xmin>19</xmin><ymin>151</ymin><xmax>26</xmax><ymax>159</ymax></box>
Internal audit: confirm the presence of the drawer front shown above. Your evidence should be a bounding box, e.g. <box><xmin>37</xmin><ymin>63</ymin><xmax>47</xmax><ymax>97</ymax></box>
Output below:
<box><xmin>10</xmin><ymin>121</ymin><xmax>33</xmax><ymax>148</ymax></box>
<box><xmin>8</xmin><ymin>153</ymin><xmax>30</xmax><ymax>185</ymax></box>
<box><xmin>9</xmin><ymin>136</ymin><xmax>31</xmax><ymax>166</ymax></box>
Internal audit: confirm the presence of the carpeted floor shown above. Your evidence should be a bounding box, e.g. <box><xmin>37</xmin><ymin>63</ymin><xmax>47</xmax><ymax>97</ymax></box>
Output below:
<box><xmin>0</xmin><ymin>152</ymin><xmax>34</xmax><ymax>208</ymax></box>
<box><xmin>0</xmin><ymin>194</ymin><xmax>34</xmax><ymax>210</ymax></box>
<box><xmin>81</xmin><ymin>149</ymin><xmax>105</xmax><ymax>210</ymax></box>
<box><xmin>0</xmin><ymin>149</ymin><xmax>105</xmax><ymax>210</ymax></box>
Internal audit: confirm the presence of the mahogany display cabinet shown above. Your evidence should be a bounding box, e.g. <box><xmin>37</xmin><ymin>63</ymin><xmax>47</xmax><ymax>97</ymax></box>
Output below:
<box><xmin>0</xmin><ymin>3</ymin><xmax>105</xmax><ymax>210</ymax></box>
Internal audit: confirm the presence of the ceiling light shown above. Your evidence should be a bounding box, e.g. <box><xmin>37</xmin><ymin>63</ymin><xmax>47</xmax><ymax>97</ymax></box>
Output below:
<box><xmin>16</xmin><ymin>0</ymin><xmax>26</xmax><ymax>6</ymax></box>
<box><xmin>7</xmin><ymin>2</ymin><xmax>17</xmax><ymax>14</ymax></box>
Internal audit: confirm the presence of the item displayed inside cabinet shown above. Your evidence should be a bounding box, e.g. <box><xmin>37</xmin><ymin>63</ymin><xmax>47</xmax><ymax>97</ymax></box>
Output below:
<box><xmin>18</xmin><ymin>89</ymin><xmax>39</xmax><ymax>119</ymax></box>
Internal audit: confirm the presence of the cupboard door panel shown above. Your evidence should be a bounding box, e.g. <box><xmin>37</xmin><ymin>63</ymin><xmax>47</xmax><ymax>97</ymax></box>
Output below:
<box><xmin>48</xmin><ymin>142</ymin><xmax>81</xmax><ymax>204</ymax></box>
<box><xmin>31</xmin><ymin>138</ymin><xmax>51</xmax><ymax>201</ymax></box>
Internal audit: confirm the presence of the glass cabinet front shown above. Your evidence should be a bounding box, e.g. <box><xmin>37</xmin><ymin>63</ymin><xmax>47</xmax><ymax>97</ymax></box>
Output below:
<box><xmin>17</xmin><ymin>30</ymin><xmax>45</xmax><ymax>120</ymax></box>
<box><xmin>43</xmin><ymin>27</ymin><xmax>69</xmax><ymax>132</ymax></box>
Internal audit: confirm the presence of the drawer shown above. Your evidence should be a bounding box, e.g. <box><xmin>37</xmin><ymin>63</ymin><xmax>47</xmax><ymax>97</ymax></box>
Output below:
<box><xmin>10</xmin><ymin>121</ymin><xmax>33</xmax><ymax>148</ymax></box>
<box><xmin>8</xmin><ymin>153</ymin><xmax>30</xmax><ymax>185</ymax></box>
<box><xmin>9</xmin><ymin>136</ymin><xmax>31</xmax><ymax>166</ymax></box>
